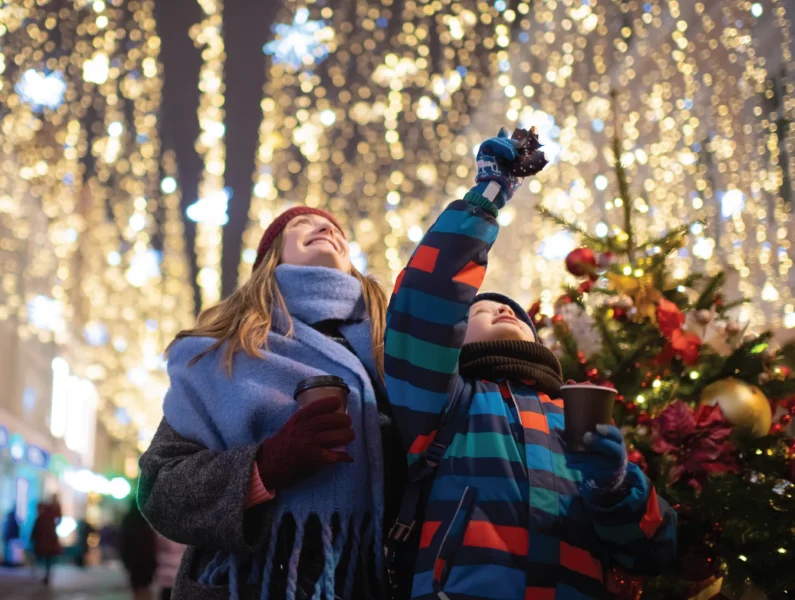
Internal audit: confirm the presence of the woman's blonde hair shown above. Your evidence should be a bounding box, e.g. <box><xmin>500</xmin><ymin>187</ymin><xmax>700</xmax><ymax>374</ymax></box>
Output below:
<box><xmin>170</xmin><ymin>231</ymin><xmax>387</xmax><ymax>378</ymax></box>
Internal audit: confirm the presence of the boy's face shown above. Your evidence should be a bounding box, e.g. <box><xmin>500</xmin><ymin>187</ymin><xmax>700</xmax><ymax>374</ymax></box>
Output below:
<box><xmin>464</xmin><ymin>300</ymin><xmax>537</xmax><ymax>344</ymax></box>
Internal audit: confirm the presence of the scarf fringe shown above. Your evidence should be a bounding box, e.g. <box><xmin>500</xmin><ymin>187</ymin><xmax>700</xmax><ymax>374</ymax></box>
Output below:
<box><xmin>343</xmin><ymin>516</ymin><xmax>362</xmax><ymax>599</ymax></box>
<box><xmin>285</xmin><ymin>519</ymin><xmax>305</xmax><ymax>600</ymax></box>
<box><xmin>207</xmin><ymin>511</ymin><xmax>373</xmax><ymax>600</ymax></box>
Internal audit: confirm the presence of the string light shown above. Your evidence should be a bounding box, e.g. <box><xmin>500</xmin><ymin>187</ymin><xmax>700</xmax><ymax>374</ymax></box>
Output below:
<box><xmin>240</xmin><ymin>0</ymin><xmax>793</xmax><ymax>331</ymax></box>
<box><xmin>190</xmin><ymin>0</ymin><xmax>227</xmax><ymax>307</ymax></box>
<box><xmin>0</xmin><ymin>0</ymin><xmax>194</xmax><ymax>450</ymax></box>
<box><xmin>241</xmin><ymin>1</ymin><xmax>511</xmax><ymax>283</ymax></box>
<box><xmin>474</xmin><ymin>0</ymin><xmax>795</xmax><ymax>329</ymax></box>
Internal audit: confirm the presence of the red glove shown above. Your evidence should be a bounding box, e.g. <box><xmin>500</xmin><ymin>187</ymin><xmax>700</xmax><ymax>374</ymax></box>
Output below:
<box><xmin>256</xmin><ymin>396</ymin><xmax>355</xmax><ymax>489</ymax></box>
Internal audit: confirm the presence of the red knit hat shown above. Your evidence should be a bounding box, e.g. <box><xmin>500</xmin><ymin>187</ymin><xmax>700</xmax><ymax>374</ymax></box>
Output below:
<box><xmin>253</xmin><ymin>206</ymin><xmax>344</xmax><ymax>271</ymax></box>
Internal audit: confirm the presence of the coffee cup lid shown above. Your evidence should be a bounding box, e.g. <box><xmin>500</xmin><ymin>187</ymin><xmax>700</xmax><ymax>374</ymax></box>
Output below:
<box><xmin>294</xmin><ymin>375</ymin><xmax>350</xmax><ymax>397</ymax></box>
<box><xmin>560</xmin><ymin>383</ymin><xmax>617</xmax><ymax>393</ymax></box>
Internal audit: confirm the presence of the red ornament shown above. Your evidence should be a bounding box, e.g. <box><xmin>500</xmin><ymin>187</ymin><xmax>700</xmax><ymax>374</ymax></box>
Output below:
<box><xmin>637</xmin><ymin>413</ymin><xmax>652</xmax><ymax>426</ymax></box>
<box><xmin>780</xmin><ymin>366</ymin><xmax>792</xmax><ymax>378</ymax></box>
<box><xmin>780</xmin><ymin>414</ymin><xmax>792</xmax><ymax>425</ymax></box>
<box><xmin>771</xmin><ymin>423</ymin><xmax>784</xmax><ymax>435</ymax></box>
<box><xmin>552</xmin><ymin>314</ymin><xmax>564</xmax><ymax>324</ymax></box>
<box><xmin>625</xmin><ymin>401</ymin><xmax>637</xmax><ymax>413</ymax></box>
<box><xmin>586</xmin><ymin>368</ymin><xmax>599</xmax><ymax>380</ymax></box>
<box><xmin>565</xmin><ymin>247</ymin><xmax>597</xmax><ymax>278</ymax></box>
<box><xmin>578</xmin><ymin>279</ymin><xmax>595</xmax><ymax>294</ymax></box>
<box><xmin>598</xmin><ymin>251</ymin><xmax>618</xmax><ymax>269</ymax></box>
<box><xmin>528</xmin><ymin>301</ymin><xmax>545</xmax><ymax>328</ymax></box>
<box><xmin>613</xmin><ymin>307</ymin><xmax>627</xmax><ymax>321</ymax></box>
<box><xmin>627</xmin><ymin>448</ymin><xmax>648</xmax><ymax>473</ymax></box>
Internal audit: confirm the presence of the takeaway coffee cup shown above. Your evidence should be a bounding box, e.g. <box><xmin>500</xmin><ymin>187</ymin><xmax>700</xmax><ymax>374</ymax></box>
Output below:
<box><xmin>294</xmin><ymin>376</ymin><xmax>350</xmax><ymax>452</ymax></box>
<box><xmin>560</xmin><ymin>383</ymin><xmax>617</xmax><ymax>452</ymax></box>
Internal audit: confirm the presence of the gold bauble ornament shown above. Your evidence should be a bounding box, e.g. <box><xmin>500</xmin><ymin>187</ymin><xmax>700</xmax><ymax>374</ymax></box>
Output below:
<box><xmin>700</xmin><ymin>378</ymin><xmax>772</xmax><ymax>437</ymax></box>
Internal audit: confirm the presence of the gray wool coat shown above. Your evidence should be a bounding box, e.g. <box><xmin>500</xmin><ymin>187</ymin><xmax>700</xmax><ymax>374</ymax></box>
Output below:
<box><xmin>138</xmin><ymin>419</ymin><xmax>275</xmax><ymax>600</ymax></box>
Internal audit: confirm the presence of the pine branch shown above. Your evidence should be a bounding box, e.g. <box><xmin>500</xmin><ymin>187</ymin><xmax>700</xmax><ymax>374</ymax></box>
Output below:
<box><xmin>645</xmin><ymin>245</ymin><xmax>683</xmax><ymax>274</ymax></box>
<box><xmin>636</xmin><ymin>222</ymin><xmax>701</xmax><ymax>256</ymax></box>
<box><xmin>694</xmin><ymin>272</ymin><xmax>726</xmax><ymax>310</ymax></box>
<box><xmin>553</xmin><ymin>321</ymin><xmax>587</xmax><ymax>381</ymax></box>
<box><xmin>708</xmin><ymin>332</ymin><xmax>773</xmax><ymax>384</ymax></box>
<box><xmin>594</xmin><ymin>312</ymin><xmax>622</xmax><ymax>367</ymax></box>
<box><xmin>779</xmin><ymin>342</ymin><xmax>795</xmax><ymax>369</ymax></box>
<box><xmin>612</xmin><ymin>330</ymin><xmax>665</xmax><ymax>384</ymax></box>
<box><xmin>682</xmin><ymin>273</ymin><xmax>708</xmax><ymax>288</ymax></box>
<box><xmin>761</xmin><ymin>377</ymin><xmax>795</xmax><ymax>401</ymax></box>
<box><xmin>536</xmin><ymin>205</ymin><xmax>616</xmax><ymax>252</ymax></box>
<box><xmin>718</xmin><ymin>298</ymin><xmax>751</xmax><ymax>312</ymax></box>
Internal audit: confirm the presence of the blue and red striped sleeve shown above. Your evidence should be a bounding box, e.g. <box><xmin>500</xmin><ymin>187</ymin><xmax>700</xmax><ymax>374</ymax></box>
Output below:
<box><xmin>583</xmin><ymin>464</ymin><xmax>677</xmax><ymax>575</ymax></box>
<box><xmin>384</xmin><ymin>199</ymin><xmax>499</xmax><ymax>464</ymax></box>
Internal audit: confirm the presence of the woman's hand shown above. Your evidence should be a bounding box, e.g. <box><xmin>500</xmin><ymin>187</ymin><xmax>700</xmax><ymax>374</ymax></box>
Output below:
<box><xmin>473</xmin><ymin>128</ymin><xmax>523</xmax><ymax>209</ymax></box>
<box><xmin>256</xmin><ymin>396</ymin><xmax>355</xmax><ymax>489</ymax></box>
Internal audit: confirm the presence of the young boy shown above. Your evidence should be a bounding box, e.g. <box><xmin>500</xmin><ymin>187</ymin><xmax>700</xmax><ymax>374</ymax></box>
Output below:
<box><xmin>384</xmin><ymin>130</ymin><xmax>676</xmax><ymax>599</ymax></box>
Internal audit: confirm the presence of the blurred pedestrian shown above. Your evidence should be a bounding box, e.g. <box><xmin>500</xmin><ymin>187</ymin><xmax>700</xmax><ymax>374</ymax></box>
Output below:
<box><xmin>75</xmin><ymin>519</ymin><xmax>94</xmax><ymax>567</ymax></box>
<box><xmin>31</xmin><ymin>496</ymin><xmax>62</xmax><ymax>585</ymax></box>
<box><xmin>99</xmin><ymin>522</ymin><xmax>119</xmax><ymax>563</ymax></box>
<box><xmin>155</xmin><ymin>533</ymin><xmax>185</xmax><ymax>600</ymax></box>
<box><xmin>119</xmin><ymin>500</ymin><xmax>157</xmax><ymax>600</ymax></box>
<box><xmin>2</xmin><ymin>506</ymin><xmax>20</xmax><ymax>566</ymax></box>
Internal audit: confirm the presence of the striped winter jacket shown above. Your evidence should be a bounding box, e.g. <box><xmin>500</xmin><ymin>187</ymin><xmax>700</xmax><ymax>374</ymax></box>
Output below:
<box><xmin>384</xmin><ymin>198</ymin><xmax>677</xmax><ymax>600</ymax></box>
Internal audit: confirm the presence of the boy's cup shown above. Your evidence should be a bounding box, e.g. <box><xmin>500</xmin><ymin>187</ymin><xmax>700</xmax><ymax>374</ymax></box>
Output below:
<box><xmin>294</xmin><ymin>376</ymin><xmax>350</xmax><ymax>452</ymax></box>
<box><xmin>560</xmin><ymin>383</ymin><xmax>617</xmax><ymax>452</ymax></box>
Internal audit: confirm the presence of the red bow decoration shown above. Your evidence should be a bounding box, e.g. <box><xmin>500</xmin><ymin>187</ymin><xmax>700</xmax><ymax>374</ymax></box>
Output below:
<box><xmin>656</xmin><ymin>299</ymin><xmax>702</xmax><ymax>365</ymax></box>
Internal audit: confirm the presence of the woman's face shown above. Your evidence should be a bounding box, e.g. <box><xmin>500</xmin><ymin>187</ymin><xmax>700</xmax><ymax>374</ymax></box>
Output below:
<box><xmin>280</xmin><ymin>214</ymin><xmax>351</xmax><ymax>272</ymax></box>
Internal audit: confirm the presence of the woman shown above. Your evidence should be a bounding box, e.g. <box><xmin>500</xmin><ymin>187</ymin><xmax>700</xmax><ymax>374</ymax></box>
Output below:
<box><xmin>119</xmin><ymin>500</ymin><xmax>157</xmax><ymax>600</ymax></box>
<box><xmin>138</xmin><ymin>207</ymin><xmax>405</xmax><ymax>600</ymax></box>
<box><xmin>31</xmin><ymin>496</ymin><xmax>61</xmax><ymax>586</ymax></box>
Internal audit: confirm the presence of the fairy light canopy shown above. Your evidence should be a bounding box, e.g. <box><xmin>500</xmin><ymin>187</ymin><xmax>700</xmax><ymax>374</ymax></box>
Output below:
<box><xmin>0</xmin><ymin>0</ymin><xmax>194</xmax><ymax>450</ymax></box>
<box><xmin>238</xmin><ymin>0</ymin><xmax>794</xmax><ymax>332</ymax></box>
<box><xmin>1</xmin><ymin>0</ymin><xmax>794</xmax><ymax>453</ymax></box>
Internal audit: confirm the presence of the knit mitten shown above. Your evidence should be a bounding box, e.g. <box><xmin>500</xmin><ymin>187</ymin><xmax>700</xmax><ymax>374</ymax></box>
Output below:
<box><xmin>566</xmin><ymin>424</ymin><xmax>629</xmax><ymax>503</ymax></box>
<box><xmin>471</xmin><ymin>128</ymin><xmax>523</xmax><ymax>210</ymax></box>
<box><xmin>256</xmin><ymin>396</ymin><xmax>354</xmax><ymax>490</ymax></box>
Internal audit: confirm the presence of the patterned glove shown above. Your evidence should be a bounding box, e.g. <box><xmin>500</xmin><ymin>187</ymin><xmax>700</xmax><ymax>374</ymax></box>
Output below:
<box><xmin>472</xmin><ymin>128</ymin><xmax>522</xmax><ymax>209</ymax></box>
<box><xmin>566</xmin><ymin>424</ymin><xmax>628</xmax><ymax>497</ymax></box>
<box><xmin>256</xmin><ymin>396</ymin><xmax>355</xmax><ymax>490</ymax></box>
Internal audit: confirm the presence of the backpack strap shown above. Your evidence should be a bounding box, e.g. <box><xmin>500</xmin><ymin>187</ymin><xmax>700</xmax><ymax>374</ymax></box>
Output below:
<box><xmin>385</xmin><ymin>378</ymin><xmax>475</xmax><ymax>581</ymax></box>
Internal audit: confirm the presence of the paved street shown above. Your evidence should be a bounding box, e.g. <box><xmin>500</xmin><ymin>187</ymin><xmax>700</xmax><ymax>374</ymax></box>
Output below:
<box><xmin>0</xmin><ymin>564</ymin><xmax>132</xmax><ymax>600</ymax></box>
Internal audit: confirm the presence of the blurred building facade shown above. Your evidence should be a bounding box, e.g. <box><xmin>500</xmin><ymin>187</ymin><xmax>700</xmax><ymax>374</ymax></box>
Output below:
<box><xmin>0</xmin><ymin>0</ymin><xmax>195</xmax><ymax>563</ymax></box>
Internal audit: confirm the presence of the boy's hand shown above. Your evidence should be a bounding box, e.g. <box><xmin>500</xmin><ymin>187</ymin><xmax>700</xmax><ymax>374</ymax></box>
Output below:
<box><xmin>473</xmin><ymin>128</ymin><xmax>522</xmax><ymax>209</ymax></box>
<box><xmin>566</xmin><ymin>424</ymin><xmax>628</xmax><ymax>495</ymax></box>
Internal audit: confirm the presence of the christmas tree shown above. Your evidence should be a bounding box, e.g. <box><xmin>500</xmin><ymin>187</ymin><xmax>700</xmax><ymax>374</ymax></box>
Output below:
<box><xmin>532</xmin><ymin>95</ymin><xmax>795</xmax><ymax>600</ymax></box>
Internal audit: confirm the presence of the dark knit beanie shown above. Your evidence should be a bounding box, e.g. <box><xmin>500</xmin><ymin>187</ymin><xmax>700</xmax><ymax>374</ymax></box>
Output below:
<box><xmin>473</xmin><ymin>292</ymin><xmax>539</xmax><ymax>340</ymax></box>
<box><xmin>253</xmin><ymin>206</ymin><xmax>344</xmax><ymax>271</ymax></box>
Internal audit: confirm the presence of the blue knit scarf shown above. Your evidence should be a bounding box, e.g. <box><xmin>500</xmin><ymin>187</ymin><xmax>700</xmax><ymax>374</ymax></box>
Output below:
<box><xmin>162</xmin><ymin>265</ymin><xmax>385</xmax><ymax>600</ymax></box>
